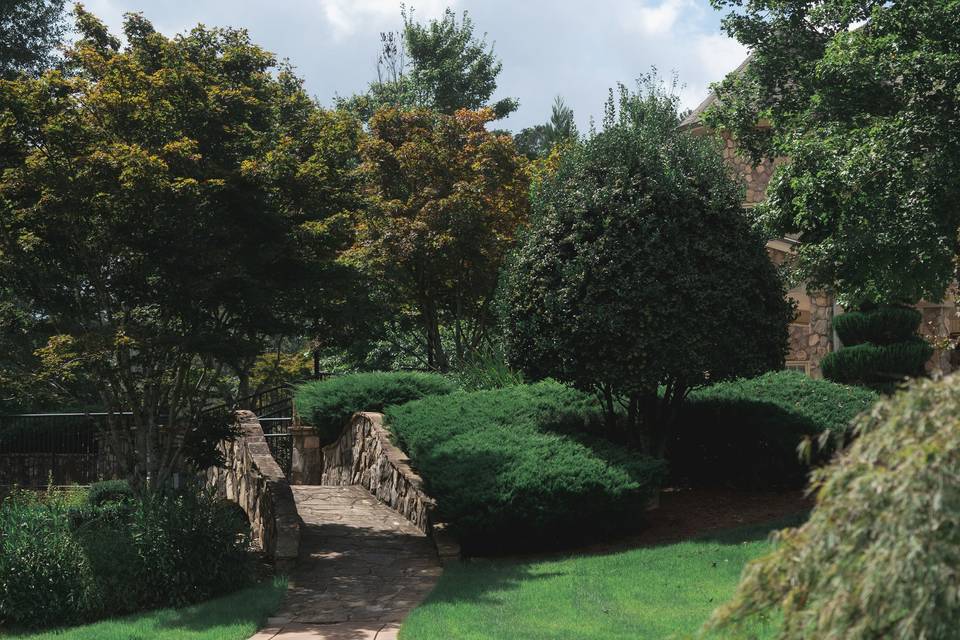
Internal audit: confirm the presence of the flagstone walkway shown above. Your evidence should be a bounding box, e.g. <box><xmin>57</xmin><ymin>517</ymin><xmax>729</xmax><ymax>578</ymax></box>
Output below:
<box><xmin>249</xmin><ymin>485</ymin><xmax>442</xmax><ymax>640</ymax></box>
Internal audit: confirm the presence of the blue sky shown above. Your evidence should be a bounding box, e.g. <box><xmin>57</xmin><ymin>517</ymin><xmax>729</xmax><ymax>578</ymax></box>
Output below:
<box><xmin>78</xmin><ymin>0</ymin><xmax>747</xmax><ymax>132</ymax></box>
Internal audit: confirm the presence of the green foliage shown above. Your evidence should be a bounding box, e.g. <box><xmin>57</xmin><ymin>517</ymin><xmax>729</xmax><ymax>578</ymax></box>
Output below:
<box><xmin>385</xmin><ymin>381</ymin><xmax>668</xmax><ymax>552</ymax></box>
<box><xmin>706</xmin><ymin>0</ymin><xmax>960</xmax><ymax>306</ymax></box>
<box><xmin>452</xmin><ymin>347</ymin><xmax>525</xmax><ymax>392</ymax></box>
<box><xmin>339</xmin><ymin>8</ymin><xmax>516</xmax><ymax>120</ymax></box>
<box><xmin>708</xmin><ymin>375</ymin><xmax>960</xmax><ymax>640</ymax></box>
<box><xmin>295</xmin><ymin>372</ymin><xmax>457</xmax><ymax>443</ymax></box>
<box><xmin>514</xmin><ymin>96</ymin><xmax>578</xmax><ymax>160</ymax></box>
<box><xmin>0</xmin><ymin>490</ymin><xmax>99</xmax><ymax>627</ymax></box>
<box><xmin>348</xmin><ymin>107</ymin><xmax>529</xmax><ymax>371</ymax></box>
<box><xmin>0</xmin><ymin>8</ymin><xmax>365</xmax><ymax>487</ymax></box>
<box><xmin>832</xmin><ymin>307</ymin><xmax>922</xmax><ymax>346</ymax></box>
<box><xmin>671</xmin><ymin>371</ymin><xmax>878</xmax><ymax>487</ymax></box>
<box><xmin>0</xmin><ymin>0</ymin><xmax>67</xmax><ymax>78</ymax></box>
<box><xmin>0</xmin><ymin>486</ymin><xmax>252</xmax><ymax>629</ymax></box>
<box><xmin>820</xmin><ymin>341</ymin><xmax>933</xmax><ymax>387</ymax></box>
<box><xmin>127</xmin><ymin>489</ymin><xmax>252</xmax><ymax>610</ymax></box>
<box><xmin>85</xmin><ymin>480</ymin><xmax>134</xmax><ymax>507</ymax></box>
<box><xmin>500</xmin><ymin>77</ymin><xmax>793</xmax><ymax>456</ymax></box>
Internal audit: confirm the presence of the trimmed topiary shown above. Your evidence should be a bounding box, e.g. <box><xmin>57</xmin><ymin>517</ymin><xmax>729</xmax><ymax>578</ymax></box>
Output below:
<box><xmin>832</xmin><ymin>306</ymin><xmax>921</xmax><ymax>346</ymax></box>
<box><xmin>294</xmin><ymin>372</ymin><xmax>457</xmax><ymax>443</ymax></box>
<box><xmin>821</xmin><ymin>340</ymin><xmax>932</xmax><ymax>385</ymax></box>
<box><xmin>385</xmin><ymin>381</ymin><xmax>668</xmax><ymax>553</ymax></box>
<box><xmin>824</xmin><ymin>305</ymin><xmax>932</xmax><ymax>389</ymax></box>
<box><xmin>670</xmin><ymin>371</ymin><xmax>878</xmax><ymax>487</ymax></box>
<box><xmin>708</xmin><ymin>374</ymin><xmax>960</xmax><ymax>640</ymax></box>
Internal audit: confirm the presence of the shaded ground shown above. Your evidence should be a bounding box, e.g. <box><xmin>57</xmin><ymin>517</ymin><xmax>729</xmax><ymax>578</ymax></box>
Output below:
<box><xmin>606</xmin><ymin>486</ymin><xmax>812</xmax><ymax>550</ymax></box>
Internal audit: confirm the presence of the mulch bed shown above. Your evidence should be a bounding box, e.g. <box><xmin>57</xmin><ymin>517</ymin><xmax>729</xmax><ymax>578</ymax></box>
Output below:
<box><xmin>584</xmin><ymin>486</ymin><xmax>813</xmax><ymax>555</ymax></box>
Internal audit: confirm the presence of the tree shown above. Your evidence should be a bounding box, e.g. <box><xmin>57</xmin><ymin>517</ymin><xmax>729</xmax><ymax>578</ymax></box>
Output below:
<box><xmin>705</xmin><ymin>0</ymin><xmax>960</xmax><ymax>306</ymax></box>
<box><xmin>339</xmin><ymin>8</ymin><xmax>517</xmax><ymax>120</ymax></box>
<box><xmin>0</xmin><ymin>8</ymin><xmax>362</xmax><ymax>489</ymax></box>
<box><xmin>0</xmin><ymin>0</ymin><xmax>67</xmax><ymax>78</ymax></box>
<box><xmin>708</xmin><ymin>375</ymin><xmax>960</xmax><ymax>639</ymax></box>
<box><xmin>347</xmin><ymin>107</ymin><xmax>529</xmax><ymax>371</ymax></box>
<box><xmin>514</xmin><ymin>96</ymin><xmax>578</xmax><ymax>160</ymax></box>
<box><xmin>499</xmin><ymin>80</ymin><xmax>793</xmax><ymax>456</ymax></box>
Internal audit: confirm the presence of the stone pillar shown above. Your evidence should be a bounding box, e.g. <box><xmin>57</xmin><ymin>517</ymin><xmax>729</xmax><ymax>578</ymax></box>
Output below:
<box><xmin>808</xmin><ymin>290</ymin><xmax>835</xmax><ymax>378</ymax></box>
<box><xmin>290</xmin><ymin>425</ymin><xmax>321</xmax><ymax>485</ymax></box>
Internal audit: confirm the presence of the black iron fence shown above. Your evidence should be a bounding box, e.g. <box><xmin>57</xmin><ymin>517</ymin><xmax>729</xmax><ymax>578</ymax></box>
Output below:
<box><xmin>0</xmin><ymin>377</ymin><xmax>343</xmax><ymax>484</ymax></box>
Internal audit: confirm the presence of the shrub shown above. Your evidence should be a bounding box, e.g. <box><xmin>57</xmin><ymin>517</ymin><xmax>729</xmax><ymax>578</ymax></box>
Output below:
<box><xmin>821</xmin><ymin>340</ymin><xmax>933</xmax><ymax>385</ymax></box>
<box><xmin>499</xmin><ymin>79</ymin><xmax>793</xmax><ymax>456</ymax></box>
<box><xmin>824</xmin><ymin>305</ymin><xmax>932</xmax><ymax>389</ymax></box>
<box><xmin>708</xmin><ymin>375</ymin><xmax>960</xmax><ymax>640</ymax></box>
<box><xmin>0</xmin><ymin>485</ymin><xmax>253</xmax><ymax>629</ymax></box>
<box><xmin>670</xmin><ymin>371</ymin><xmax>878</xmax><ymax>487</ymax></box>
<box><xmin>832</xmin><ymin>306</ymin><xmax>921</xmax><ymax>346</ymax></box>
<box><xmin>86</xmin><ymin>479</ymin><xmax>134</xmax><ymax>507</ymax></box>
<box><xmin>130</xmin><ymin>488</ymin><xmax>253</xmax><ymax>608</ymax></box>
<box><xmin>0</xmin><ymin>490</ymin><xmax>99</xmax><ymax>627</ymax></box>
<box><xmin>295</xmin><ymin>372</ymin><xmax>457</xmax><ymax>443</ymax></box>
<box><xmin>385</xmin><ymin>381</ymin><xmax>668</xmax><ymax>552</ymax></box>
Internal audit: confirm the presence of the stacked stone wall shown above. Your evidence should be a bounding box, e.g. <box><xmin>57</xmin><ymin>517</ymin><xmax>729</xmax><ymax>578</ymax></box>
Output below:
<box><xmin>206</xmin><ymin>410</ymin><xmax>300</xmax><ymax>561</ymax></box>
<box><xmin>319</xmin><ymin>412</ymin><xmax>435</xmax><ymax>534</ymax></box>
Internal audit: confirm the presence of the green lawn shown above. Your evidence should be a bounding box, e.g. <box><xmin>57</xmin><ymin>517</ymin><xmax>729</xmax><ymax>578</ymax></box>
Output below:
<box><xmin>5</xmin><ymin>579</ymin><xmax>287</xmax><ymax>640</ymax></box>
<box><xmin>400</xmin><ymin>519</ymin><xmax>799</xmax><ymax>640</ymax></box>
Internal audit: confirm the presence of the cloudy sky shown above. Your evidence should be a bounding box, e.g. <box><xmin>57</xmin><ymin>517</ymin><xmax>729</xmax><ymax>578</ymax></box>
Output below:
<box><xmin>78</xmin><ymin>0</ymin><xmax>748</xmax><ymax>132</ymax></box>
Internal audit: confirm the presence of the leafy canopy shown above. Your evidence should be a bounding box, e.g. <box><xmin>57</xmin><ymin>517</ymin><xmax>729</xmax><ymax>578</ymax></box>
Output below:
<box><xmin>706</xmin><ymin>0</ymin><xmax>960</xmax><ymax>305</ymax></box>
<box><xmin>340</xmin><ymin>8</ymin><xmax>517</xmax><ymax>120</ymax></box>
<box><xmin>500</xmin><ymin>78</ymin><xmax>793</xmax><ymax>455</ymax></box>
<box><xmin>0</xmin><ymin>8</ymin><xmax>361</xmax><ymax>488</ymax></box>
<box><xmin>0</xmin><ymin>0</ymin><xmax>68</xmax><ymax>78</ymax></box>
<box><xmin>347</xmin><ymin>107</ymin><xmax>529</xmax><ymax>371</ymax></box>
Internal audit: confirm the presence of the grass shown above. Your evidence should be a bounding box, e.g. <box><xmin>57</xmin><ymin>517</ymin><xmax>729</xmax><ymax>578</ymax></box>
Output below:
<box><xmin>399</xmin><ymin>518</ymin><xmax>803</xmax><ymax>640</ymax></box>
<box><xmin>4</xmin><ymin>578</ymin><xmax>287</xmax><ymax>640</ymax></box>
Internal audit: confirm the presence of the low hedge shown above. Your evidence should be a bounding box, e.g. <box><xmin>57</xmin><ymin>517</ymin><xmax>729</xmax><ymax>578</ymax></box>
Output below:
<box><xmin>820</xmin><ymin>340</ymin><xmax>932</xmax><ymax>386</ymax></box>
<box><xmin>0</xmin><ymin>485</ymin><xmax>252</xmax><ymax>629</ymax></box>
<box><xmin>295</xmin><ymin>372</ymin><xmax>457</xmax><ymax>443</ymax></box>
<box><xmin>669</xmin><ymin>371</ymin><xmax>878</xmax><ymax>487</ymax></box>
<box><xmin>385</xmin><ymin>381</ymin><xmax>668</xmax><ymax>553</ymax></box>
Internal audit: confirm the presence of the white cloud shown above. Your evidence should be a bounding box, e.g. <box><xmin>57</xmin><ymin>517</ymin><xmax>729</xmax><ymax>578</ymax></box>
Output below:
<box><xmin>693</xmin><ymin>33</ymin><xmax>748</xmax><ymax>80</ymax></box>
<box><xmin>624</xmin><ymin>0</ymin><xmax>696</xmax><ymax>37</ymax></box>
<box><xmin>319</xmin><ymin>0</ymin><xmax>454</xmax><ymax>38</ymax></box>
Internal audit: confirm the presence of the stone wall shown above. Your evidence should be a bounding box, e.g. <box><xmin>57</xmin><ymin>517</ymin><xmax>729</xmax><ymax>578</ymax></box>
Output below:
<box><xmin>319</xmin><ymin>412</ymin><xmax>435</xmax><ymax>534</ymax></box>
<box><xmin>207</xmin><ymin>410</ymin><xmax>300</xmax><ymax>561</ymax></box>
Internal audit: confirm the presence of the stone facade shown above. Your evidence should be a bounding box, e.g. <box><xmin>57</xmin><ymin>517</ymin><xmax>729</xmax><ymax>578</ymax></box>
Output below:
<box><xmin>319</xmin><ymin>412</ymin><xmax>436</xmax><ymax>535</ymax></box>
<box><xmin>206</xmin><ymin>410</ymin><xmax>300</xmax><ymax>561</ymax></box>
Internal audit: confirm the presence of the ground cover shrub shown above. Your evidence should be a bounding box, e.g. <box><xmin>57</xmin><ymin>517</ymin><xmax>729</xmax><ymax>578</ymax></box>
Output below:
<box><xmin>822</xmin><ymin>306</ymin><xmax>932</xmax><ymax>389</ymax></box>
<box><xmin>0</xmin><ymin>485</ymin><xmax>253</xmax><ymax>629</ymax></box>
<box><xmin>708</xmin><ymin>375</ymin><xmax>960</xmax><ymax>639</ymax></box>
<box><xmin>295</xmin><ymin>372</ymin><xmax>457</xmax><ymax>443</ymax></box>
<box><xmin>670</xmin><ymin>371</ymin><xmax>878</xmax><ymax>487</ymax></box>
<box><xmin>385</xmin><ymin>381</ymin><xmax>668</xmax><ymax>552</ymax></box>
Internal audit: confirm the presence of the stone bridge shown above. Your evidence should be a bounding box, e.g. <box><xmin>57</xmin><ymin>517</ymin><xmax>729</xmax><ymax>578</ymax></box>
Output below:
<box><xmin>209</xmin><ymin>411</ymin><xmax>448</xmax><ymax>640</ymax></box>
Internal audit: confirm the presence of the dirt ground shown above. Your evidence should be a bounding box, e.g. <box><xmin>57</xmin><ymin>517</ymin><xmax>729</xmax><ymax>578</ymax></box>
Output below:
<box><xmin>585</xmin><ymin>486</ymin><xmax>813</xmax><ymax>554</ymax></box>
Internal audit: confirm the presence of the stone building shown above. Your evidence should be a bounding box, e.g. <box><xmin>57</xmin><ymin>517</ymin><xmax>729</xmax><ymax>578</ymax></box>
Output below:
<box><xmin>680</xmin><ymin>71</ymin><xmax>957</xmax><ymax>377</ymax></box>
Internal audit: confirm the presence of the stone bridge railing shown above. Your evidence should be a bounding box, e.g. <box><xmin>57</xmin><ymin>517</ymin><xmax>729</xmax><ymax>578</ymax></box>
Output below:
<box><xmin>315</xmin><ymin>412</ymin><xmax>435</xmax><ymax>534</ymax></box>
<box><xmin>207</xmin><ymin>410</ymin><xmax>300</xmax><ymax>561</ymax></box>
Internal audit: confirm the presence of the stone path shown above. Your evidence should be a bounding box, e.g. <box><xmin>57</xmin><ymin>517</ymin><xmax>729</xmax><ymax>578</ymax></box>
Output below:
<box><xmin>250</xmin><ymin>485</ymin><xmax>442</xmax><ymax>640</ymax></box>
